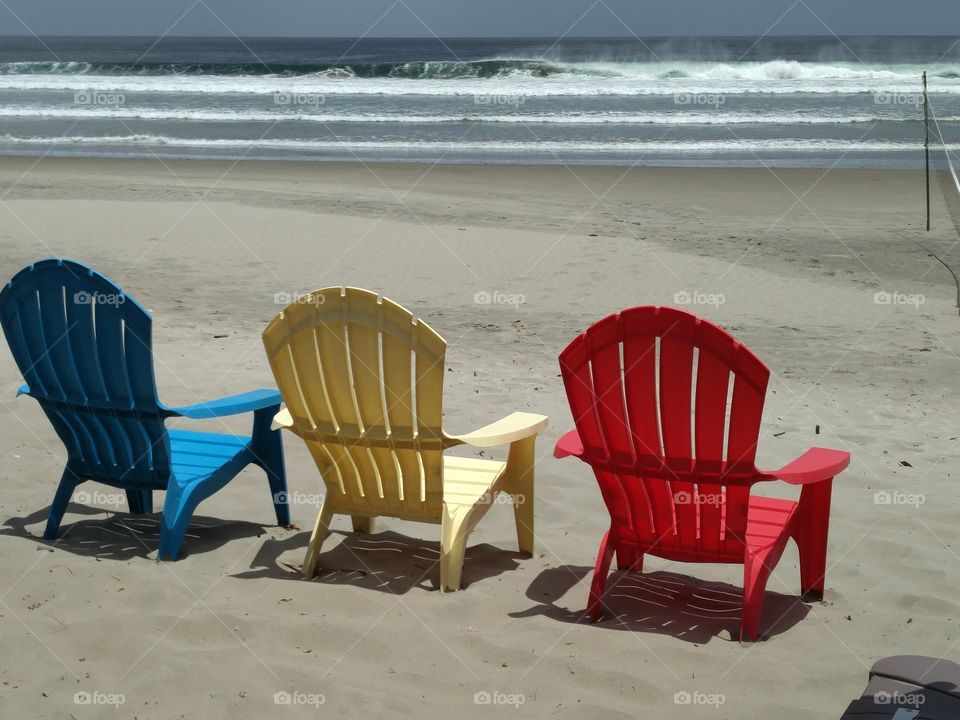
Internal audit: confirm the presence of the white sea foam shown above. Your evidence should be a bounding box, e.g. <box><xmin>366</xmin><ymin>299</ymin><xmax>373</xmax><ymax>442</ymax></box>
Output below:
<box><xmin>0</xmin><ymin>59</ymin><xmax>956</xmax><ymax>96</ymax></box>
<box><xmin>1</xmin><ymin>58</ymin><xmax>956</xmax><ymax>81</ymax></box>
<box><xmin>0</xmin><ymin>133</ymin><xmax>937</xmax><ymax>153</ymax></box>
<box><xmin>0</xmin><ymin>106</ymin><xmax>935</xmax><ymax>125</ymax></box>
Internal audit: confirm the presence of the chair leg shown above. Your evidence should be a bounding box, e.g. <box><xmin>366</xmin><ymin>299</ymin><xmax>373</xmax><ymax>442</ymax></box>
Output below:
<box><xmin>251</xmin><ymin>404</ymin><xmax>290</xmax><ymax>526</ymax></box>
<box><xmin>126</xmin><ymin>489</ymin><xmax>153</xmax><ymax>515</ymax></box>
<box><xmin>588</xmin><ymin>530</ymin><xmax>616</xmax><ymax>622</ymax></box>
<box><xmin>795</xmin><ymin>479</ymin><xmax>833</xmax><ymax>599</ymax></box>
<box><xmin>440</xmin><ymin>506</ymin><xmax>469</xmax><ymax>592</ymax></box>
<box><xmin>351</xmin><ymin>516</ymin><xmax>375</xmax><ymax>534</ymax></box>
<box><xmin>504</xmin><ymin>435</ymin><xmax>536</xmax><ymax>555</ymax></box>
<box><xmin>158</xmin><ymin>481</ymin><xmax>203</xmax><ymax>561</ymax></box>
<box><xmin>303</xmin><ymin>496</ymin><xmax>334</xmax><ymax>579</ymax></box>
<box><xmin>616</xmin><ymin>545</ymin><xmax>643</xmax><ymax>571</ymax></box>
<box><xmin>44</xmin><ymin>465</ymin><xmax>83</xmax><ymax>539</ymax></box>
<box><xmin>741</xmin><ymin>551</ymin><xmax>774</xmax><ymax>642</ymax></box>
<box><xmin>157</xmin><ymin>492</ymin><xmax>196</xmax><ymax>562</ymax></box>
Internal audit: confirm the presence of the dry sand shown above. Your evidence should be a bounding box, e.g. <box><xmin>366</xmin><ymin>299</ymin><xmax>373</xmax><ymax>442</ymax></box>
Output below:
<box><xmin>0</xmin><ymin>156</ymin><xmax>959</xmax><ymax>719</ymax></box>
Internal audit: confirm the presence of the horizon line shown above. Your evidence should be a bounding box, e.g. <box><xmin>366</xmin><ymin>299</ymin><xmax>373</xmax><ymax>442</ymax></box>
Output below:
<box><xmin>0</xmin><ymin>33</ymin><xmax>956</xmax><ymax>40</ymax></box>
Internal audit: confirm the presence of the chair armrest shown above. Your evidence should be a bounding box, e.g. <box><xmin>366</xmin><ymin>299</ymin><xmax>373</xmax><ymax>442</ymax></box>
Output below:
<box><xmin>166</xmin><ymin>388</ymin><xmax>281</xmax><ymax>419</ymax></box>
<box><xmin>761</xmin><ymin>447</ymin><xmax>850</xmax><ymax>485</ymax></box>
<box><xmin>447</xmin><ymin>411</ymin><xmax>548</xmax><ymax>448</ymax></box>
<box><xmin>553</xmin><ymin>429</ymin><xmax>584</xmax><ymax>459</ymax></box>
<box><xmin>271</xmin><ymin>406</ymin><xmax>294</xmax><ymax>431</ymax></box>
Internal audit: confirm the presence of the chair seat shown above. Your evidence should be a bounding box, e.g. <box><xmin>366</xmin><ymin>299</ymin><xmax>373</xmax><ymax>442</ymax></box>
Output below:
<box><xmin>168</xmin><ymin>428</ymin><xmax>251</xmax><ymax>486</ymax></box>
<box><xmin>745</xmin><ymin>494</ymin><xmax>799</xmax><ymax>554</ymax></box>
<box><xmin>442</xmin><ymin>455</ymin><xmax>507</xmax><ymax>508</ymax></box>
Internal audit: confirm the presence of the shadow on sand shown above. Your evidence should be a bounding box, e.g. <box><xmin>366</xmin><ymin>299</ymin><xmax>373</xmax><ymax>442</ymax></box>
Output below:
<box><xmin>511</xmin><ymin>565</ymin><xmax>813</xmax><ymax>643</ymax></box>
<box><xmin>4</xmin><ymin>505</ymin><xmax>813</xmax><ymax>640</ymax></box>
<box><xmin>3</xmin><ymin>505</ymin><xmax>525</xmax><ymax>596</ymax></box>
<box><xmin>237</xmin><ymin>528</ymin><xmax>525</xmax><ymax>595</ymax></box>
<box><xmin>2</xmin><ymin>503</ymin><xmax>271</xmax><ymax>561</ymax></box>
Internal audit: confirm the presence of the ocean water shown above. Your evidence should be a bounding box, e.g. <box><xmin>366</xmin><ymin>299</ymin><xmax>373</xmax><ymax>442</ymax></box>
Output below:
<box><xmin>0</xmin><ymin>35</ymin><xmax>957</xmax><ymax>167</ymax></box>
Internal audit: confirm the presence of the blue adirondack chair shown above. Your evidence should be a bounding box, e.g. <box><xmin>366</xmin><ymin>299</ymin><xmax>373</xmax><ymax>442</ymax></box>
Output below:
<box><xmin>0</xmin><ymin>259</ymin><xmax>290</xmax><ymax>560</ymax></box>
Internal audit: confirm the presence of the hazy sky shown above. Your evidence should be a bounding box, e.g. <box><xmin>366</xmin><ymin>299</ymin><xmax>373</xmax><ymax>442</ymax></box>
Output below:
<box><xmin>0</xmin><ymin>0</ymin><xmax>957</xmax><ymax>37</ymax></box>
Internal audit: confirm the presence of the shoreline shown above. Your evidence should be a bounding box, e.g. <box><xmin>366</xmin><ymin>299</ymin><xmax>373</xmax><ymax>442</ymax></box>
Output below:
<box><xmin>0</xmin><ymin>153</ymin><xmax>933</xmax><ymax>174</ymax></box>
<box><xmin>0</xmin><ymin>150</ymin><xmax>930</xmax><ymax>171</ymax></box>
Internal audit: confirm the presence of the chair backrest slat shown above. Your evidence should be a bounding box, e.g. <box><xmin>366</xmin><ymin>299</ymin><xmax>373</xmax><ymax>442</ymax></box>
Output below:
<box><xmin>0</xmin><ymin>259</ymin><xmax>170</xmax><ymax>484</ymax></box>
<box><xmin>693</xmin><ymin>321</ymin><xmax>736</xmax><ymax>555</ymax></box>
<box><xmin>658</xmin><ymin>333</ymin><xmax>694</xmax><ymax>460</ymax></box>
<box><xmin>727</xmin><ymin>368</ymin><xmax>767</xmax><ymax>467</ymax></box>
<box><xmin>414</xmin><ymin>321</ymin><xmax>446</xmax><ymax>507</ymax></box>
<box><xmin>345</xmin><ymin>290</ymin><xmax>401</xmax><ymax>510</ymax></box>
<box><xmin>37</xmin><ymin>284</ymin><xmax>85</xmax><ymax>402</ymax></box>
<box><xmin>381</xmin><ymin>308</ymin><xmax>422</xmax><ymax>507</ymax></box>
<box><xmin>621</xmin><ymin>316</ymin><xmax>670</xmax><ymax>541</ymax></box>
<box><xmin>657</xmin><ymin>321</ymin><xmax>697</xmax><ymax>550</ymax></box>
<box><xmin>694</xmin><ymin>345</ymin><xmax>732</xmax><ymax>462</ymax></box>
<box><xmin>64</xmin><ymin>286</ymin><xmax>110</xmax><ymax>404</ymax></box>
<box><xmin>622</xmin><ymin>322</ymin><xmax>660</xmax><ymax>457</ymax></box>
<box><xmin>93</xmin><ymin>300</ymin><xmax>133</xmax><ymax>407</ymax></box>
<box><xmin>559</xmin><ymin>306</ymin><xmax>770</xmax><ymax>560</ymax></box>
<box><xmin>586</xmin><ymin>316</ymin><xmax>632</xmax><ymax>462</ymax></box>
<box><xmin>125</xmin><ymin>310</ymin><xmax>159</xmax><ymax>409</ymax></box>
<box><xmin>16</xmin><ymin>285</ymin><xmax>64</xmax><ymax>400</ymax></box>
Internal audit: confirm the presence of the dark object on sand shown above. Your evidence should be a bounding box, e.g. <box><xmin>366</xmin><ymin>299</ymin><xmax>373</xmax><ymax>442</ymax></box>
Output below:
<box><xmin>839</xmin><ymin>655</ymin><xmax>960</xmax><ymax>719</ymax></box>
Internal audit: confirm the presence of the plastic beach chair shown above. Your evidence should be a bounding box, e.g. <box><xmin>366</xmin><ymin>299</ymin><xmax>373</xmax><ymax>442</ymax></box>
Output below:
<box><xmin>554</xmin><ymin>306</ymin><xmax>849</xmax><ymax>640</ymax></box>
<box><xmin>0</xmin><ymin>259</ymin><xmax>289</xmax><ymax>559</ymax></box>
<box><xmin>262</xmin><ymin>286</ymin><xmax>547</xmax><ymax>590</ymax></box>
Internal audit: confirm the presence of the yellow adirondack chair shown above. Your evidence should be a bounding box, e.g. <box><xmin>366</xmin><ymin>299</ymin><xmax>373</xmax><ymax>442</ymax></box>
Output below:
<box><xmin>262</xmin><ymin>287</ymin><xmax>548</xmax><ymax>591</ymax></box>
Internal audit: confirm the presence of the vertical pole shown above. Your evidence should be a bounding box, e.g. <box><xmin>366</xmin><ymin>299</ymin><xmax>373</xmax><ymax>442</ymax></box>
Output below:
<box><xmin>924</xmin><ymin>70</ymin><xmax>930</xmax><ymax>232</ymax></box>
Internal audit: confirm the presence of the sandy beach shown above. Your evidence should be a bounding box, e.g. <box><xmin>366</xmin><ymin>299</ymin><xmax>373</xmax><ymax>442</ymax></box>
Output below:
<box><xmin>1</xmin><ymin>156</ymin><xmax>959</xmax><ymax>719</ymax></box>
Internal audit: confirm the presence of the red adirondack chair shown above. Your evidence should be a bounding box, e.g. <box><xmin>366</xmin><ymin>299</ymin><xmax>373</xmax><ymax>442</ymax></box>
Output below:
<box><xmin>555</xmin><ymin>306</ymin><xmax>850</xmax><ymax>641</ymax></box>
